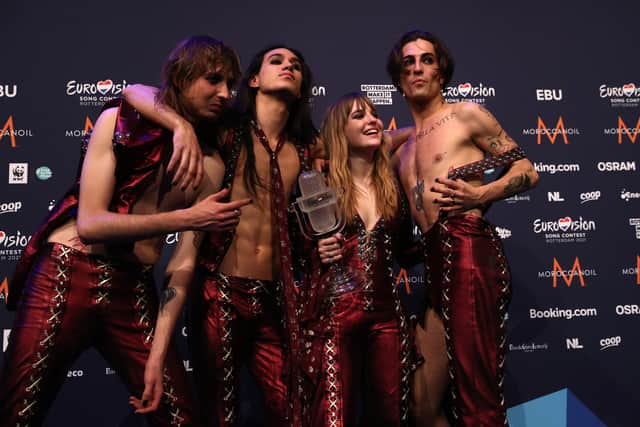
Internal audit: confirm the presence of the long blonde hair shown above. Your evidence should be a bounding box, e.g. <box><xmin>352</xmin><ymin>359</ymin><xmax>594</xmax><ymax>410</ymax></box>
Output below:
<box><xmin>320</xmin><ymin>93</ymin><xmax>398</xmax><ymax>223</ymax></box>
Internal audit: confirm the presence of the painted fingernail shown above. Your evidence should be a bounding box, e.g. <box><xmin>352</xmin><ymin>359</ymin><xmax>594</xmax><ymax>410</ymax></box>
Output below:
<box><xmin>142</xmin><ymin>400</ymin><xmax>148</xmax><ymax>407</ymax></box>
<box><xmin>435</xmin><ymin>178</ymin><xmax>440</xmax><ymax>183</ymax></box>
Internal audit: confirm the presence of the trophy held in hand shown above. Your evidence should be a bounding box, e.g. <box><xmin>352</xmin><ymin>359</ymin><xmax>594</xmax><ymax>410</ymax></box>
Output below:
<box><xmin>290</xmin><ymin>170</ymin><xmax>362</xmax><ymax>293</ymax></box>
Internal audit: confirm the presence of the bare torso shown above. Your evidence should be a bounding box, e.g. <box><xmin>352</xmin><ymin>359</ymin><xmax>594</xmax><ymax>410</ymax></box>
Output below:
<box><xmin>218</xmin><ymin>135</ymin><xmax>301</xmax><ymax>280</ymax></box>
<box><xmin>48</xmin><ymin>151</ymin><xmax>224</xmax><ymax>264</ymax></box>
<box><xmin>393</xmin><ymin>102</ymin><xmax>485</xmax><ymax>232</ymax></box>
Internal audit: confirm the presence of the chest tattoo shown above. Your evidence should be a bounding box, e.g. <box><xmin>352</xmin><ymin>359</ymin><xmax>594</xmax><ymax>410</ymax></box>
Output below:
<box><xmin>412</xmin><ymin>179</ymin><xmax>425</xmax><ymax>211</ymax></box>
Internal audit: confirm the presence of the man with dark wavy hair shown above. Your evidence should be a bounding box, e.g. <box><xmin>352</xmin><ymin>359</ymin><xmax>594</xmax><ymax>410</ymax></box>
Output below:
<box><xmin>387</xmin><ymin>30</ymin><xmax>538</xmax><ymax>426</ymax></box>
<box><xmin>0</xmin><ymin>35</ymin><xmax>250</xmax><ymax>427</ymax></box>
<box><xmin>124</xmin><ymin>44</ymin><xmax>320</xmax><ymax>427</ymax></box>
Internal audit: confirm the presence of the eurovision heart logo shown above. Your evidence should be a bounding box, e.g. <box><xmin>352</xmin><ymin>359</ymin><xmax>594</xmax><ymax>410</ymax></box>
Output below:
<box><xmin>622</xmin><ymin>83</ymin><xmax>635</xmax><ymax>97</ymax></box>
<box><xmin>97</xmin><ymin>79</ymin><xmax>113</xmax><ymax>95</ymax></box>
<box><xmin>558</xmin><ymin>216</ymin><xmax>572</xmax><ymax>231</ymax></box>
<box><xmin>0</xmin><ymin>231</ymin><xmax>5</xmax><ymax>245</ymax></box>
<box><xmin>458</xmin><ymin>82</ymin><xmax>472</xmax><ymax>97</ymax></box>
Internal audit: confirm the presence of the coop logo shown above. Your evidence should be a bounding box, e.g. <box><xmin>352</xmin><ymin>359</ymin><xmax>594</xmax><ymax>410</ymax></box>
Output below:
<box><xmin>360</xmin><ymin>84</ymin><xmax>397</xmax><ymax>105</ymax></box>
<box><xmin>547</xmin><ymin>191</ymin><xmax>565</xmax><ymax>202</ymax></box>
<box><xmin>495</xmin><ymin>226</ymin><xmax>511</xmax><ymax>239</ymax></box>
<box><xmin>602</xmin><ymin>116</ymin><xmax>640</xmax><ymax>144</ymax></box>
<box><xmin>621</xmin><ymin>189</ymin><xmax>640</xmax><ymax>202</ymax></box>
<box><xmin>66</xmin><ymin>79</ymin><xmax>128</xmax><ymax>106</ymax></box>
<box><xmin>534</xmin><ymin>162</ymin><xmax>580</xmax><ymax>174</ymax></box>
<box><xmin>0</xmin><ymin>201</ymin><xmax>22</xmax><ymax>215</ymax></box>
<box><xmin>629</xmin><ymin>218</ymin><xmax>640</xmax><ymax>239</ymax></box>
<box><xmin>508</xmin><ymin>342</ymin><xmax>549</xmax><ymax>353</ymax></box>
<box><xmin>0</xmin><ymin>230</ymin><xmax>32</xmax><ymax>261</ymax></box>
<box><xmin>504</xmin><ymin>194</ymin><xmax>531</xmax><ymax>204</ymax></box>
<box><xmin>599</xmin><ymin>336</ymin><xmax>622</xmax><ymax>350</ymax></box>
<box><xmin>533</xmin><ymin>216</ymin><xmax>596</xmax><ymax>244</ymax></box>
<box><xmin>3</xmin><ymin>328</ymin><xmax>10</xmax><ymax>352</ymax></box>
<box><xmin>522</xmin><ymin>116</ymin><xmax>580</xmax><ymax>145</ymax></box>
<box><xmin>565</xmin><ymin>338</ymin><xmax>583</xmax><ymax>350</ymax></box>
<box><xmin>538</xmin><ymin>257</ymin><xmax>596</xmax><ymax>288</ymax></box>
<box><xmin>443</xmin><ymin>82</ymin><xmax>496</xmax><ymax>104</ymax></box>
<box><xmin>536</xmin><ymin>88</ymin><xmax>563</xmax><ymax>101</ymax></box>
<box><xmin>580</xmin><ymin>191</ymin><xmax>601</xmax><ymax>204</ymax></box>
<box><xmin>0</xmin><ymin>277</ymin><xmax>8</xmax><ymax>303</ymax></box>
<box><xmin>8</xmin><ymin>163</ymin><xmax>28</xmax><ymax>184</ymax></box>
<box><xmin>621</xmin><ymin>256</ymin><xmax>639</xmax><ymax>285</ymax></box>
<box><xmin>395</xmin><ymin>268</ymin><xmax>423</xmax><ymax>294</ymax></box>
<box><xmin>65</xmin><ymin>117</ymin><xmax>94</xmax><ymax>138</ymax></box>
<box><xmin>599</xmin><ymin>82</ymin><xmax>640</xmax><ymax>108</ymax></box>
<box><xmin>596</xmin><ymin>161</ymin><xmax>636</xmax><ymax>172</ymax></box>
<box><xmin>1</xmin><ymin>116</ymin><xmax>34</xmax><ymax>149</ymax></box>
<box><xmin>0</xmin><ymin>84</ymin><xmax>17</xmax><ymax>98</ymax></box>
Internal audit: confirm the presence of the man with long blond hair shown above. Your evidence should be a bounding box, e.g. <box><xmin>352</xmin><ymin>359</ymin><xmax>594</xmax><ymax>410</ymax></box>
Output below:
<box><xmin>299</xmin><ymin>92</ymin><xmax>420</xmax><ymax>427</ymax></box>
<box><xmin>0</xmin><ymin>35</ymin><xmax>250</xmax><ymax>426</ymax></box>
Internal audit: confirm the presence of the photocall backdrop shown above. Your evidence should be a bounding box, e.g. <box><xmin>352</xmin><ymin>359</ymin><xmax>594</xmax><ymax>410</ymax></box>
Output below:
<box><xmin>1</xmin><ymin>1</ymin><xmax>638</xmax><ymax>426</ymax></box>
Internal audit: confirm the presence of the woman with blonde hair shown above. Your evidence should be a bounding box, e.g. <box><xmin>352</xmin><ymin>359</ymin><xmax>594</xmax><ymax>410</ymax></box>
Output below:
<box><xmin>299</xmin><ymin>92</ymin><xmax>420</xmax><ymax>427</ymax></box>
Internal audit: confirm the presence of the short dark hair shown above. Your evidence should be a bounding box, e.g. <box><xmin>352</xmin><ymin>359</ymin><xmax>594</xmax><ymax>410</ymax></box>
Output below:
<box><xmin>386</xmin><ymin>30</ymin><xmax>455</xmax><ymax>91</ymax></box>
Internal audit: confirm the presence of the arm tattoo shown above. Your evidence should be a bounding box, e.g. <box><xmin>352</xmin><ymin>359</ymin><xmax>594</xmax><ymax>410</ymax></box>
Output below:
<box><xmin>160</xmin><ymin>287</ymin><xmax>177</xmax><ymax>311</ymax></box>
<box><xmin>504</xmin><ymin>173</ymin><xmax>532</xmax><ymax>196</ymax></box>
<box><xmin>487</xmin><ymin>129</ymin><xmax>515</xmax><ymax>155</ymax></box>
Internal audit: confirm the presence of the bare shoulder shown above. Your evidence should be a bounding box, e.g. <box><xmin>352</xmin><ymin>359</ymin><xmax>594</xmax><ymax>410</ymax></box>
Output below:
<box><xmin>452</xmin><ymin>101</ymin><xmax>492</xmax><ymax>122</ymax></box>
<box><xmin>96</xmin><ymin>106</ymin><xmax>119</xmax><ymax>125</ymax></box>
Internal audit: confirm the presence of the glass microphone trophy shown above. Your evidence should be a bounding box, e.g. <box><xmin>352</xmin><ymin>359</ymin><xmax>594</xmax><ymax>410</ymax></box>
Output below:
<box><xmin>290</xmin><ymin>170</ymin><xmax>359</xmax><ymax>291</ymax></box>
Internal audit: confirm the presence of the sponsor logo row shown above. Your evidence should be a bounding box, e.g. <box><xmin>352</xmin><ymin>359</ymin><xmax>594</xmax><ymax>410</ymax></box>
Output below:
<box><xmin>506</xmin><ymin>189</ymin><xmax>640</xmax><ymax>205</ymax></box>
<box><xmin>509</xmin><ymin>335</ymin><xmax>625</xmax><ymax>353</ymax></box>
<box><xmin>2</xmin><ymin>80</ymin><xmax>638</xmax><ymax>105</ymax></box>
<box><xmin>527</xmin><ymin>304</ymin><xmax>640</xmax><ymax>320</ymax></box>
<box><xmin>6</xmin><ymin>163</ymin><xmax>53</xmax><ymax>184</ymax></box>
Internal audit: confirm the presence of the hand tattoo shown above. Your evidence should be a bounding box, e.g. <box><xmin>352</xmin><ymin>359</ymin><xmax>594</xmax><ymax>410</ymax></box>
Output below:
<box><xmin>160</xmin><ymin>287</ymin><xmax>177</xmax><ymax>311</ymax></box>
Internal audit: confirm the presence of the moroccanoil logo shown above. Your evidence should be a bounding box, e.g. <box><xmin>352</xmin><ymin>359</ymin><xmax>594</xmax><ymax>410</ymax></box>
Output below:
<box><xmin>386</xmin><ymin>117</ymin><xmax>397</xmax><ymax>131</ymax></box>
<box><xmin>522</xmin><ymin>116</ymin><xmax>579</xmax><ymax>145</ymax></box>
<box><xmin>602</xmin><ymin>116</ymin><xmax>639</xmax><ymax>144</ymax></box>
<box><xmin>1</xmin><ymin>116</ymin><xmax>34</xmax><ymax>148</ymax></box>
<box><xmin>621</xmin><ymin>256</ymin><xmax>640</xmax><ymax>285</ymax></box>
<box><xmin>0</xmin><ymin>277</ymin><xmax>8</xmax><ymax>302</ymax></box>
<box><xmin>65</xmin><ymin>116</ymin><xmax>94</xmax><ymax>138</ymax></box>
<box><xmin>395</xmin><ymin>268</ymin><xmax>423</xmax><ymax>294</ymax></box>
<box><xmin>537</xmin><ymin>257</ymin><xmax>597</xmax><ymax>288</ymax></box>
